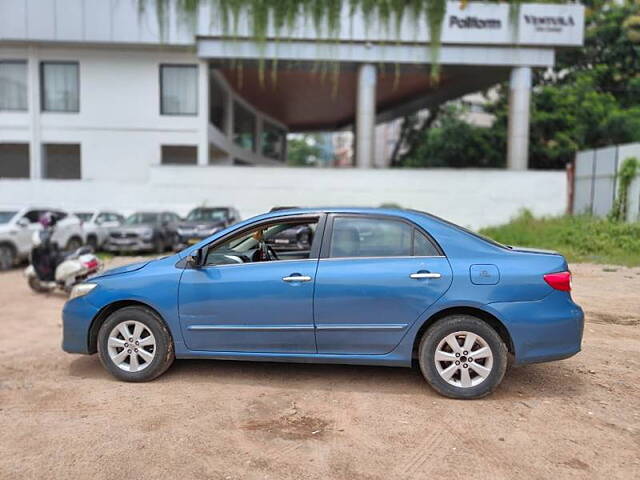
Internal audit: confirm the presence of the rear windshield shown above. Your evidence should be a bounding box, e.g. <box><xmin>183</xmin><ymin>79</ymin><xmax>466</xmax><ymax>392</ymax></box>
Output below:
<box><xmin>187</xmin><ymin>208</ymin><xmax>228</xmax><ymax>222</ymax></box>
<box><xmin>410</xmin><ymin>209</ymin><xmax>510</xmax><ymax>249</ymax></box>
<box><xmin>125</xmin><ymin>213</ymin><xmax>159</xmax><ymax>225</ymax></box>
<box><xmin>75</xmin><ymin>212</ymin><xmax>93</xmax><ymax>222</ymax></box>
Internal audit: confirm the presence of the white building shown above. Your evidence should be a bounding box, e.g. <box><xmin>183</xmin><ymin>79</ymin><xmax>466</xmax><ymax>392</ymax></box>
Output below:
<box><xmin>0</xmin><ymin>1</ymin><xmax>584</xmax><ymax>225</ymax></box>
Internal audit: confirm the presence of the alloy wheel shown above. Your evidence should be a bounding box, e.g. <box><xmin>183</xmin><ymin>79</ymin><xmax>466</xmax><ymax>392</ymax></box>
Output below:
<box><xmin>107</xmin><ymin>320</ymin><xmax>156</xmax><ymax>372</ymax></box>
<box><xmin>434</xmin><ymin>331</ymin><xmax>494</xmax><ymax>388</ymax></box>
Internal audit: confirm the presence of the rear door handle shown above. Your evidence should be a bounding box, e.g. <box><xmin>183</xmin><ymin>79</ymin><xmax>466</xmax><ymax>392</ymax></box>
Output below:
<box><xmin>282</xmin><ymin>275</ymin><xmax>312</xmax><ymax>283</ymax></box>
<box><xmin>410</xmin><ymin>272</ymin><xmax>441</xmax><ymax>279</ymax></box>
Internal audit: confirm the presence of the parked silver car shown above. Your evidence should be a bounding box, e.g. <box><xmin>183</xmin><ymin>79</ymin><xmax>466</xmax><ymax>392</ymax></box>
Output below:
<box><xmin>75</xmin><ymin>210</ymin><xmax>125</xmax><ymax>250</ymax></box>
<box><xmin>104</xmin><ymin>211</ymin><xmax>181</xmax><ymax>254</ymax></box>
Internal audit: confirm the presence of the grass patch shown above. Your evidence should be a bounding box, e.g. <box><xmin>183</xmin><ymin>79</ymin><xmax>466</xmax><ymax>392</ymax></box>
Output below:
<box><xmin>479</xmin><ymin>210</ymin><xmax>640</xmax><ymax>266</ymax></box>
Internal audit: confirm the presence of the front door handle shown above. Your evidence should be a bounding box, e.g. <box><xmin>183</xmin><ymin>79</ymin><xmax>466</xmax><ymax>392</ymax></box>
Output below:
<box><xmin>282</xmin><ymin>275</ymin><xmax>312</xmax><ymax>283</ymax></box>
<box><xmin>410</xmin><ymin>272</ymin><xmax>441</xmax><ymax>279</ymax></box>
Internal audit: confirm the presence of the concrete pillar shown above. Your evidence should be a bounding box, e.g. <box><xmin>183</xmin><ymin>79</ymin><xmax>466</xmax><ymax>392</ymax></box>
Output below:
<box><xmin>355</xmin><ymin>64</ymin><xmax>376</xmax><ymax>169</ymax></box>
<box><xmin>197</xmin><ymin>60</ymin><xmax>209</xmax><ymax>166</ymax></box>
<box><xmin>507</xmin><ymin>66</ymin><xmax>532</xmax><ymax>170</ymax></box>
<box><xmin>27</xmin><ymin>46</ymin><xmax>42</xmax><ymax>178</ymax></box>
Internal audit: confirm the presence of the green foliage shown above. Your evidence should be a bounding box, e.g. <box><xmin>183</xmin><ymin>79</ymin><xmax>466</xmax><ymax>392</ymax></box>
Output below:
<box><xmin>142</xmin><ymin>0</ymin><xmax>527</xmax><ymax>80</ymax></box>
<box><xmin>480</xmin><ymin>210</ymin><xmax>640</xmax><ymax>266</ymax></box>
<box><xmin>286</xmin><ymin>136</ymin><xmax>323</xmax><ymax>166</ymax></box>
<box><xmin>400</xmin><ymin>106</ymin><xmax>504</xmax><ymax>168</ymax></box>
<box><xmin>398</xmin><ymin>1</ymin><xmax>640</xmax><ymax>170</ymax></box>
<box><xmin>609</xmin><ymin>157</ymin><xmax>640</xmax><ymax>222</ymax></box>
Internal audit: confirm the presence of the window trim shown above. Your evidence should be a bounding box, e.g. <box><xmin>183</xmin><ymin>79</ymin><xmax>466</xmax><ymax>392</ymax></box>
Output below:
<box><xmin>40</xmin><ymin>61</ymin><xmax>80</xmax><ymax>113</ymax></box>
<box><xmin>319</xmin><ymin>213</ymin><xmax>445</xmax><ymax>260</ymax></box>
<box><xmin>159</xmin><ymin>63</ymin><xmax>198</xmax><ymax>116</ymax></box>
<box><xmin>187</xmin><ymin>213</ymin><xmax>327</xmax><ymax>269</ymax></box>
<box><xmin>0</xmin><ymin>60</ymin><xmax>28</xmax><ymax>112</ymax></box>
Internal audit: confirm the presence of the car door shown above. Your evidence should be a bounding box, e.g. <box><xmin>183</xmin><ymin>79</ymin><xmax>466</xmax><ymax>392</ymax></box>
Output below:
<box><xmin>178</xmin><ymin>215</ymin><xmax>324</xmax><ymax>353</ymax></box>
<box><xmin>313</xmin><ymin>214</ymin><xmax>453</xmax><ymax>355</ymax></box>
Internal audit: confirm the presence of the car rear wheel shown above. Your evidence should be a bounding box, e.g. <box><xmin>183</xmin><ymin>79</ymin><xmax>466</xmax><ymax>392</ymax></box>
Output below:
<box><xmin>97</xmin><ymin>306</ymin><xmax>174</xmax><ymax>382</ymax></box>
<box><xmin>0</xmin><ymin>244</ymin><xmax>15</xmax><ymax>271</ymax></box>
<box><xmin>418</xmin><ymin>315</ymin><xmax>507</xmax><ymax>399</ymax></box>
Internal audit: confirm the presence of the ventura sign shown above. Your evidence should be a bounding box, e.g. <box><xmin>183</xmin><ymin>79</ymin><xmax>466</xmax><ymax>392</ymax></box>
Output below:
<box><xmin>440</xmin><ymin>2</ymin><xmax>583</xmax><ymax>46</ymax></box>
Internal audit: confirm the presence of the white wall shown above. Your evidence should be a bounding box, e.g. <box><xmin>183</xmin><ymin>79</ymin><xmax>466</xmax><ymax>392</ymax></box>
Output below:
<box><xmin>0</xmin><ymin>167</ymin><xmax>566</xmax><ymax>229</ymax></box>
<box><xmin>1</xmin><ymin>45</ymin><xmax>205</xmax><ymax>181</ymax></box>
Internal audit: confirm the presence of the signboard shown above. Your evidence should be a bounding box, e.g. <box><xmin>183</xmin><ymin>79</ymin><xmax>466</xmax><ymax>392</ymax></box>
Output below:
<box><xmin>441</xmin><ymin>2</ymin><xmax>584</xmax><ymax>47</ymax></box>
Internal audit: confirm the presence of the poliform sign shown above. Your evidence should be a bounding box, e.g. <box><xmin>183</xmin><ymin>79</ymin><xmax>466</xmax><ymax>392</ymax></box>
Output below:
<box><xmin>441</xmin><ymin>2</ymin><xmax>584</xmax><ymax>46</ymax></box>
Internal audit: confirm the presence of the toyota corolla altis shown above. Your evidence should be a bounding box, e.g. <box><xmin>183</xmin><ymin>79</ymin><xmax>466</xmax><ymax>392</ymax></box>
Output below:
<box><xmin>62</xmin><ymin>208</ymin><xmax>584</xmax><ymax>399</ymax></box>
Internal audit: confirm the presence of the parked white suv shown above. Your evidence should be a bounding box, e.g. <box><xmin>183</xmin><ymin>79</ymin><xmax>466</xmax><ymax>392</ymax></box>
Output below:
<box><xmin>0</xmin><ymin>207</ymin><xmax>85</xmax><ymax>270</ymax></box>
<box><xmin>75</xmin><ymin>210</ymin><xmax>125</xmax><ymax>250</ymax></box>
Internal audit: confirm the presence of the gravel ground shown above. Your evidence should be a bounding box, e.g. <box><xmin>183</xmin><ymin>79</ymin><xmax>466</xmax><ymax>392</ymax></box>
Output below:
<box><xmin>0</xmin><ymin>259</ymin><xmax>639</xmax><ymax>479</ymax></box>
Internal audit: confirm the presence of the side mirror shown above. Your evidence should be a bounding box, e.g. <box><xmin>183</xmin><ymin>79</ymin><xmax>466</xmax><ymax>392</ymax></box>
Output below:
<box><xmin>186</xmin><ymin>249</ymin><xmax>202</xmax><ymax>268</ymax></box>
<box><xmin>16</xmin><ymin>217</ymin><xmax>30</xmax><ymax>228</ymax></box>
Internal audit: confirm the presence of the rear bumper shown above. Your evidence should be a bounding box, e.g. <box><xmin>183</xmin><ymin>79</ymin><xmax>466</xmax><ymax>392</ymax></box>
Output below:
<box><xmin>489</xmin><ymin>291</ymin><xmax>584</xmax><ymax>365</ymax></box>
<box><xmin>62</xmin><ymin>296</ymin><xmax>100</xmax><ymax>354</ymax></box>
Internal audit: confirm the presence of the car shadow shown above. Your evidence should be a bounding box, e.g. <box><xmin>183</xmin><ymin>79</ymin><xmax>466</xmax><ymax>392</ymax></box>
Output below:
<box><xmin>68</xmin><ymin>355</ymin><xmax>586</xmax><ymax>399</ymax></box>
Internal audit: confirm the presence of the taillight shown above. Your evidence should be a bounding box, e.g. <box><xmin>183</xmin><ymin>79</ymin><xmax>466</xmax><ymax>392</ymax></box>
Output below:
<box><xmin>83</xmin><ymin>259</ymin><xmax>99</xmax><ymax>271</ymax></box>
<box><xmin>544</xmin><ymin>271</ymin><xmax>572</xmax><ymax>292</ymax></box>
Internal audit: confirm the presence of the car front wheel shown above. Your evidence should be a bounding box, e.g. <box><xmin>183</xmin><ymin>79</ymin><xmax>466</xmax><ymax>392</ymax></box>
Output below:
<box><xmin>418</xmin><ymin>315</ymin><xmax>508</xmax><ymax>399</ymax></box>
<box><xmin>97</xmin><ymin>306</ymin><xmax>174</xmax><ymax>382</ymax></box>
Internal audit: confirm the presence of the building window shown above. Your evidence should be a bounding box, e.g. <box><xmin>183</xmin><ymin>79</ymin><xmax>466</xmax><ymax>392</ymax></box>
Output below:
<box><xmin>262</xmin><ymin>121</ymin><xmax>286</xmax><ymax>161</ymax></box>
<box><xmin>161</xmin><ymin>145</ymin><xmax>198</xmax><ymax>165</ymax></box>
<box><xmin>41</xmin><ymin>62</ymin><xmax>79</xmax><ymax>112</ymax></box>
<box><xmin>209</xmin><ymin>75</ymin><xmax>227</xmax><ymax>131</ymax></box>
<box><xmin>0</xmin><ymin>143</ymin><xmax>30</xmax><ymax>178</ymax></box>
<box><xmin>43</xmin><ymin>143</ymin><xmax>81</xmax><ymax>179</ymax></box>
<box><xmin>233</xmin><ymin>101</ymin><xmax>256</xmax><ymax>152</ymax></box>
<box><xmin>0</xmin><ymin>61</ymin><xmax>27</xmax><ymax>111</ymax></box>
<box><xmin>160</xmin><ymin>65</ymin><xmax>198</xmax><ymax>115</ymax></box>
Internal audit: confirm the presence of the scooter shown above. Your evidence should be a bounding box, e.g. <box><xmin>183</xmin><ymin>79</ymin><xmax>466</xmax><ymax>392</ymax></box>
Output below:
<box><xmin>25</xmin><ymin>224</ymin><xmax>102</xmax><ymax>294</ymax></box>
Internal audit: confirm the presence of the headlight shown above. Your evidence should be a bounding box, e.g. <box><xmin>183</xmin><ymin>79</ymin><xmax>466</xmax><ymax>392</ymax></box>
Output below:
<box><xmin>203</xmin><ymin>227</ymin><xmax>220</xmax><ymax>236</ymax></box>
<box><xmin>69</xmin><ymin>283</ymin><xmax>97</xmax><ymax>300</ymax></box>
<box><xmin>141</xmin><ymin>230</ymin><xmax>153</xmax><ymax>240</ymax></box>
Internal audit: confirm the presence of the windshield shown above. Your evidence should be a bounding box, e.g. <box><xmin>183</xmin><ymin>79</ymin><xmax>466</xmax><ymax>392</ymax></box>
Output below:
<box><xmin>0</xmin><ymin>211</ymin><xmax>17</xmax><ymax>224</ymax></box>
<box><xmin>187</xmin><ymin>208</ymin><xmax>228</xmax><ymax>222</ymax></box>
<box><xmin>125</xmin><ymin>213</ymin><xmax>159</xmax><ymax>225</ymax></box>
<box><xmin>75</xmin><ymin>212</ymin><xmax>93</xmax><ymax>222</ymax></box>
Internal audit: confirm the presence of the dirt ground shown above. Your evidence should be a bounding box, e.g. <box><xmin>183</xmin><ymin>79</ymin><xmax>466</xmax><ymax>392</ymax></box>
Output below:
<box><xmin>0</xmin><ymin>260</ymin><xmax>639</xmax><ymax>480</ymax></box>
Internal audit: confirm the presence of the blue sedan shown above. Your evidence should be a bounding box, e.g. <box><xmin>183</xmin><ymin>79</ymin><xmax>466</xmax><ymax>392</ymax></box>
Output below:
<box><xmin>62</xmin><ymin>208</ymin><xmax>584</xmax><ymax>399</ymax></box>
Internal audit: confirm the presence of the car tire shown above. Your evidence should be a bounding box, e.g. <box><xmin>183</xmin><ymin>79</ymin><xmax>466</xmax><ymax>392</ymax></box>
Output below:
<box><xmin>153</xmin><ymin>236</ymin><xmax>164</xmax><ymax>254</ymax></box>
<box><xmin>418</xmin><ymin>315</ymin><xmax>508</xmax><ymax>399</ymax></box>
<box><xmin>86</xmin><ymin>235</ymin><xmax>98</xmax><ymax>251</ymax></box>
<box><xmin>65</xmin><ymin>236</ymin><xmax>82</xmax><ymax>253</ymax></box>
<box><xmin>0</xmin><ymin>243</ymin><xmax>16</xmax><ymax>271</ymax></box>
<box><xmin>97</xmin><ymin>306</ymin><xmax>175</xmax><ymax>382</ymax></box>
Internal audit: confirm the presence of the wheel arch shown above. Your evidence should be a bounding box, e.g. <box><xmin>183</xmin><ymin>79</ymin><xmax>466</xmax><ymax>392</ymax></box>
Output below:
<box><xmin>88</xmin><ymin>299</ymin><xmax>173</xmax><ymax>354</ymax></box>
<box><xmin>411</xmin><ymin>306</ymin><xmax>515</xmax><ymax>360</ymax></box>
<box><xmin>0</xmin><ymin>239</ymin><xmax>17</xmax><ymax>254</ymax></box>
<box><xmin>0</xmin><ymin>240</ymin><xmax>18</xmax><ymax>268</ymax></box>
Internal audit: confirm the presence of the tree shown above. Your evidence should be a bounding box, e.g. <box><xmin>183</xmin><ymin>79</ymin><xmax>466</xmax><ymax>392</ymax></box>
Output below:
<box><xmin>398</xmin><ymin>1</ymin><xmax>640</xmax><ymax>170</ymax></box>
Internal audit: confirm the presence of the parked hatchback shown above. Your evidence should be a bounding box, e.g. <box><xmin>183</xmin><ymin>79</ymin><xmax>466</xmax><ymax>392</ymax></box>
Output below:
<box><xmin>62</xmin><ymin>208</ymin><xmax>584</xmax><ymax>399</ymax></box>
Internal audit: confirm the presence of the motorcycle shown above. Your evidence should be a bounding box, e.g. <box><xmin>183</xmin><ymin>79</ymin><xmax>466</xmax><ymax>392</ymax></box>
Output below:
<box><xmin>25</xmin><ymin>219</ymin><xmax>102</xmax><ymax>294</ymax></box>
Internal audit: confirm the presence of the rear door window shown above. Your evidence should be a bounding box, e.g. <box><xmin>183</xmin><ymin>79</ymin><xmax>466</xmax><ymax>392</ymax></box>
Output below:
<box><xmin>329</xmin><ymin>217</ymin><xmax>412</xmax><ymax>258</ymax></box>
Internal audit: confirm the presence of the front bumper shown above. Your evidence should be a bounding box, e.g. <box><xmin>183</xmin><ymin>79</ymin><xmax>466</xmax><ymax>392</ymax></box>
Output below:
<box><xmin>490</xmin><ymin>290</ymin><xmax>584</xmax><ymax>365</ymax></box>
<box><xmin>62</xmin><ymin>296</ymin><xmax>100</xmax><ymax>354</ymax></box>
<box><xmin>104</xmin><ymin>238</ymin><xmax>154</xmax><ymax>253</ymax></box>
